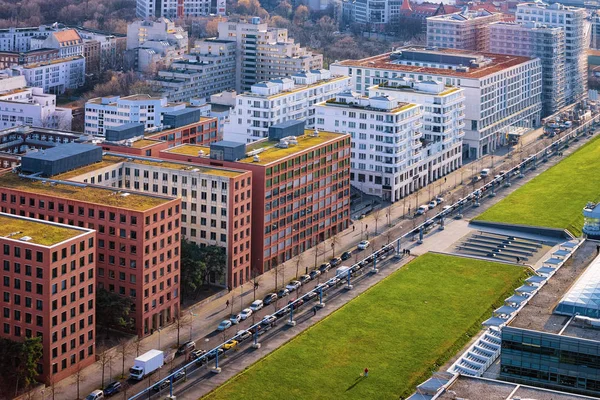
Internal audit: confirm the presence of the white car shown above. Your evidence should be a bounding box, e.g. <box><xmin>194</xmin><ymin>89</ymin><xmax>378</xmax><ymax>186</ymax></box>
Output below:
<box><xmin>240</xmin><ymin>308</ymin><xmax>253</xmax><ymax>320</ymax></box>
<box><xmin>229</xmin><ymin>313</ymin><xmax>241</xmax><ymax>325</ymax></box>
<box><xmin>357</xmin><ymin>240</ymin><xmax>370</xmax><ymax>250</ymax></box>
<box><xmin>441</xmin><ymin>205</ymin><xmax>452</xmax><ymax>215</ymax></box>
<box><xmin>285</xmin><ymin>280</ymin><xmax>301</xmax><ymax>292</ymax></box>
<box><xmin>435</xmin><ymin>197</ymin><xmax>444</xmax><ymax>204</ymax></box>
<box><xmin>428</xmin><ymin>200</ymin><xmax>437</xmax><ymax>209</ymax></box>
<box><xmin>250</xmin><ymin>300</ymin><xmax>263</xmax><ymax>311</ymax></box>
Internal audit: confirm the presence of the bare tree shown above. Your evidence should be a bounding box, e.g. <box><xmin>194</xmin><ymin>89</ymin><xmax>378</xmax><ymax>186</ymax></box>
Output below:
<box><xmin>313</xmin><ymin>241</ymin><xmax>321</xmax><ymax>270</ymax></box>
<box><xmin>174</xmin><ymin>312</ymin><xmax>191</xmax><ymax>347</ymax></box>
<box><xmin>373</xmin><ymin>208</ymin><xmax>383</xmax><ymax>235</ymax></box>
<box><xmin>133</xmin><ymin>336</ymin><xmax>144</xmax><ymax>357</ymax></box>
<box><xmin>330</xmin><ymin>234</ymin><xmax>341</xmax><ymax>258</ymax></box>
<box><xmin>97</xmin><ymin>350</ymin><xmax>115</xmax><ymax>389</ymax></box>
<box><xmin>276</xmin><ymin>263</ymin><xmax>286</xmax><ymax>289</ymax></box>
<box><xmin>46</xmin><ymin>375</ymin><xmax>59</xmax><ymax>400</ymax></box>
<box><xmin>116</xmin><ymin>339</ymin><xmax>133</xmax><ymax>379</ymax></box>
<box><xmin>294</xmin><ymin>253</ymin><xmax>304</xmax><ymax>280</ymax></box>
<box><xmin>74</xmin><ymin>363</ymin><xmax>85</xmax><ymax>400</ymax></box>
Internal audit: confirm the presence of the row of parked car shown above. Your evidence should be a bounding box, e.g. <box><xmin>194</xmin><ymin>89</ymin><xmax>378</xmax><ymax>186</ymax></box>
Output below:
<box><xmin>217</xmin><ymin>251</ymin><xmax>355</xmax><ymax>332</ymax></box>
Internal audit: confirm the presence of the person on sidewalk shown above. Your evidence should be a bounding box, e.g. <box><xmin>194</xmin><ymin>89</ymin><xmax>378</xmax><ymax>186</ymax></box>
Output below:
<box><xmin>312</xmin><ymin>306</ymin><xmax>317</xmax><ymax>316</ymax></box>
<box><xmin>225</xmin><ymin>300</ymin><xmax>229</xmax><ymax>309</ymax></box>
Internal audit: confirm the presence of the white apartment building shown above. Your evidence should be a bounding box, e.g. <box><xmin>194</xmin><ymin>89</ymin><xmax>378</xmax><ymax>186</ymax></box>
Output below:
<box><xmin>369</xmin><ymin>78</ymin><xmax>464</xmax><ymax>185</ymax></box>
<box><xmin>331</xmin><ymin>47</ymin><xmax>542</xmax><ymax>159</ymax></box>
<box><xmin>126</xmin><ymin>19</ymin><xmax>189</xmax><ymax>74</ymax></box>
<box><xmin>516</xmin><ymin>2</ymin><xmax>587</xmax><ymax>104</ymax></box>
<box><xmin>489</xmin><ymin>21</ymin><xmax>566</xmax><ymax>116</ymax></box>
<box><xmin>314</xmin><ymin>91</ymin><xmax>426</xmax><ymax>201</ymax></box>
<box><xmin>30</xmin><ymin>29</ymin><xmax>84</xmax><ymax>58</ymax></box>
<box><xmin>84</xmin><ymin>94</ymin><xmax>186</xmax><ymax>136</ymax></box>
<box><xmin>136</xmin><ymin>0</ymin><xmax>225</xmax><ymax>19</ymax></box>
<box><xmin>0</xmin><ymin>25</ymin><xmax>57</xmax><ymax>52</ymax></box>
<box><xmin>217</xmin><ymin>18</ymin><xmax>323</xmax><ymax>92</ymax></box>
<box><xmin>0</xmin><ymin>74</ymin><xmax>72</xmax><ymax>130</ymax></box>
<box><xmin>427</xmin><ymin>9</ymin><xmax>503</xmax><ymax>52</ymax></box>
<box><xmin>224</xmin><ymin>70</ymin><xmax>351</xmax><ymax>143</ymax></box>
<box><xmin>13</xmin><ymin>55</ymin><xmax>86</xmax><ymax>95</ymax></box>
<box><xmin>149</xmin><ymin>39</ymin><xmax>236</xmax><ymax>103</ymax></box>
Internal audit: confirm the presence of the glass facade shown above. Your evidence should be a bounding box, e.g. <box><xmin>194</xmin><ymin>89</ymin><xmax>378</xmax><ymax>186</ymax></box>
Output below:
<box><xmin>501</xmin><ymin>327</ymin><xmax>600</xmax><ymax>396</ymax></box>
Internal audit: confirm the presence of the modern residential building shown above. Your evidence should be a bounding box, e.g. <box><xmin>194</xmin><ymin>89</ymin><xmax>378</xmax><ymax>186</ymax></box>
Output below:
<box><xmin>314</xmin><ymin>80</ymin><xmax>464</xmax><ymax>201</ymax></box>
<box><xmin>592</xmin><ymin>12</ymin><xmax>600</xmax><ymax>50</ymax></box>
<box><xmin>0</xmin><ymin>144</ymin><xmax>182</xmax><ymax>337</ymax></box>
<box><xmin>136</xmin><ymin>0</ymin><xmax>225</xmax><ymax>19</ymax></box>
<box><xmin>126</xmin><ymin>19</ymin><xmax>189</xmax><ymax>74</ymax></box>
<box><xmin>0</xmin><ymin>74</ymin><xmax>72</xmax><ymax>130</ymax></box>
<box><xmin>217</xmin><ymin>18</ymin><xmax>323</xmax><ymax>92</ymax></box>
<box><xmin>426</xmin><ymin>9</ymin><xmax>503</xmax><ymax>52</ymax></box>
<box><xmin>162</xmin><ymin>124</ymin><xmax>351</xmax><ymax>272</ymax></box>
<box><xmin>331</xmin><ymin>47</ymin><xmax>542</xmax><ymax>159</ymax></box>
<box><xmin>500</xmin><ymin>245</ymin><xmax>600</xmax><ymax>397</ymax></box>
<box><xmin>369</xmin><ymin>78</ymin><xmax>464</xmax><ymax>195</ymax></box>
<box><xmin>12</xmin><ymin>56</ymin><xmax>86</xmax><ymax>95</ymax></box>
<box><xmin>516</xmin><ymin>2</ymin><xmax>588</xmax><ymax>104</ymax></box>
<box><xmin>489</xmin><ymin>21</ymin><xmax>566</xmax><ymax>117</ymax></box>
<box><xmin>30</xmin><ymin>29</ymin><xmax>84</xmax><ymax>59</ymax></box>
<box><xmin>149</xmin><ymin>39</ymin><xmax>236</xmax><ymax>103</ymax></box>
<box><xmin>84</xmin><ymin>94</ymin><xmax>187</xmax><ymax>136</ymax></box>
<box><xmin>0</xmin><ymin>213</ymin><xmax>96</xmax><ymax>384</ymax></box>
<box><xmin>224</xmin><ymin>70</ymin><xmax>352</xmax><ymax>143</ymax></box>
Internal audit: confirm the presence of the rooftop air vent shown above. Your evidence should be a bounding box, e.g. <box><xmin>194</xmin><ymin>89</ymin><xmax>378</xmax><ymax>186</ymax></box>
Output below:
<box><xmin>19</xmin><ymin>236</ymin><xmax>32</xmax><ymax>242</ymax></box>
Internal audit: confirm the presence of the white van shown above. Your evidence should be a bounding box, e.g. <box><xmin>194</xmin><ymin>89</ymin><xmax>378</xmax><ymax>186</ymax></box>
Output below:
<box><xmin>480</xmin><ymin>168</ymin><xmax>490</xmax><ymax>178</ymax></box>
<box><xmin>85</xmin><ymin>390</ymin><xmax>104</xmax><ymax>400</ymax></box>
<box><xmin>250</xmin><ymin>300</ymin><xmax>263</xmax><ymax>311</ymax></box>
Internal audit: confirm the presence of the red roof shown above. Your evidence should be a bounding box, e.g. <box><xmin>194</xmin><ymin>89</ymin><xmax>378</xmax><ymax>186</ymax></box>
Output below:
<box><xmin>401</xmin><ymin>0</ymin><xmax>412</xmax><ymax>11</ymax></box>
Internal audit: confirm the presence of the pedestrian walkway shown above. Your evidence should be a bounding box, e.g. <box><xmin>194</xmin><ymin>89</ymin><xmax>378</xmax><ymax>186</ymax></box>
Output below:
<box><xmin>51</xmin><ymin>121</ymin><xmax>593</xmax><ymax>399</ymax></box>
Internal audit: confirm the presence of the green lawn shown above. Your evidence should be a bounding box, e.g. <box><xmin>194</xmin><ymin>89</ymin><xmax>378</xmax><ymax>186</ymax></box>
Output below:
<box><xmin>202</xmin><ymin>254</ymin><xmax>528</xmax><ymax>400</ymax></box>
<box><xmin>475</xmin><ymin>135</ymin><xmax>600</xmax><ymax>236</ymax></box>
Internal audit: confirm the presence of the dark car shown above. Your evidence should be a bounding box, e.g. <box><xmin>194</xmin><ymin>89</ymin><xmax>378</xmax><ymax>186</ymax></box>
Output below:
<box><xmin>176</xmin><ymin>340</ymin><xmax>196</xmax><ymax>356</ymax></box>
<box><xmin>318</xmin><ymin>263</ymin><xmax>331</xmax><ymax>273</ymax></box>
<box><xmin>103</xmin><ymin>381</ymin><xmax>122</xmax><ymax>396</ymax></box>
<box><xmin>341</xmin><ymin>251</ymin><xmax>352</xmax><ymax>261</ymax></box>
<box><xmin>190</xmin><ymin>349</ymin><xmax>207</xmax><ymax>360</ymax></box>
<box><xmin>275</xmin><ymin>307</ymin><xmax>290</xmax><ymax>318</ymax></box>
<box><xmin>330</xmin><ymin>257</ymin><xmax>342</xmax><ymax>267</ymax></box>
<box><xmin>206</xmin><ymin>348</ymin><xmax>224</xmax><ymax>361</ymax></box>
<box><xmin>309</xmin><ymin>270</ymin><xmax>321</xmax><ymax>280</ymax></box>
<box><xmin>152</xmin><ymin>380</ymin><xmax>170</xmax><ymax>392</ymax></box>
<box><xmin>304</xmin><ymin>291</ymin><xmax>318</xmax><ymax>300</ymax></box>
<box><xmin>172</xmin><ymin>370</ymin><xmax>186</xmax><ymax>382</ymax></box>
<box><xmin>288</xmin><ymin>298</ymin><xmax>304</xmax><ymax>309</ymax></box>
<box><xmin>263</xmin><ymin>293</ymin><xmax>277</xmax><ymax>305</ymax></box>
<box><xmin>277</xmin><ymin>288</ymin><xmax>289</xmax><ymax>298</ymax></box>
<box><xmin>299</xmin><ymin>274</ymin><xmax>311</xmax><ymax>284</ymax></box>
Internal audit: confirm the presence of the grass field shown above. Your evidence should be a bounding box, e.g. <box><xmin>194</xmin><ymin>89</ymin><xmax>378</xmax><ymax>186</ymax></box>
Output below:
<box><xmin>475</xmin><ymin>135</ymin><xmax>600</xmax><ymax>236</ymax></box>
<box><xmin>202</xmin><ymin>254</ymin><xmax>528</xmax><ymax>400</ymax></box>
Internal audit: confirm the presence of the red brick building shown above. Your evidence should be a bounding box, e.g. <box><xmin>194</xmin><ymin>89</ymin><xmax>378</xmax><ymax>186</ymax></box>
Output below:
<box><xmin>146</xmin><ymin>116</ymin><xmax>220</xmax><ymax>147</ymax></box>
<box><xmin>0</xmin><ymin>171</ymin><xmax>181</xmax><ymax>337</ymax></box>
<box><xmin>0</xmin><ymin>213</ymin><xmax>96</xmax><ymax>383</ymax></box>
<box><xmin>162</xmin><ymin>129</ymin><xmax>352</xmax><ymax>272</ymax></box>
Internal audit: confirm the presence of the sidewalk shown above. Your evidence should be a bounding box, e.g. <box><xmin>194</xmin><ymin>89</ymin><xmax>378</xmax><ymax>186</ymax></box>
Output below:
<box><xmin>51</xmin><ymin>123</ymin><xmax>584</xmax><ymax>399</ymax></box>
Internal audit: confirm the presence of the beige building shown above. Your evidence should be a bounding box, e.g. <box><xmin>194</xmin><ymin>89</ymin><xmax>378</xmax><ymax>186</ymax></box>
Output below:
<box><xmin>217</xmin><ymin>17</ymin><xmax>323</xmax><ymax>92</ymax></box>
<box><xmin>427</xmin><ymin>9</ymin><xmax>503</xmax><ymax>52</ymax></box>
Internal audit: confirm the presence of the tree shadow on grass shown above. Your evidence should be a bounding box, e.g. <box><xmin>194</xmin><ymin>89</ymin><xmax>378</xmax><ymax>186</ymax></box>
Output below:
<box><xmin>346</xmin><ymin>375</ymin><xmax>367</xmax><ymax>391</ymax></box>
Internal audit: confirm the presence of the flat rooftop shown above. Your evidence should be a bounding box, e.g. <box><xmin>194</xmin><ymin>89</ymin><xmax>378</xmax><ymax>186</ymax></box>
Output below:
<box><xmin>0</xmin><ymin>213</ymin><xmax>86</xmax><ymax>246</ymax></box>
<box><xmin>0</xmin><ymin>172</ymin><xmax>171</xmax><ymax>211</ymax></box>
<box><xmin>508</xmin><ymin>240</ymin><xmax>600</xmax><ymax>341</ymax></box>
<box><xmin>165</xmin><ymin>130</ymin><xmax>347</xmax><ymax>165</ymax></box>
<box><xmin>23</xmin><ymin>55</ymin><xmax>83</xmax><ymax>69</ymax></box>
<box><xmin>55</xmin><ymin>154</ymin><xmax>245</xmax><ymax>180</ymax></box>
<box><xmin>437</xmin><ymin>376</ymin><xmax>597</xmax><ymax>400</ymax></box>
<box><xmin>242</xmin><ymin>76</ymin><xmax>349</xmax><ymax>99</ymax></box>
<box><xmin>335</xmin><ymin>47</ymin><xmax>534</xmax><ymax>79</ymax></box>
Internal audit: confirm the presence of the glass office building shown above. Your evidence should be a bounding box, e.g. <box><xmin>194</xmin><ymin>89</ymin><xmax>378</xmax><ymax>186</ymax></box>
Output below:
<box><xmin>501</xmin><ymin>326</ymin><xmax>600</xmax><ymax>396</ymax></box>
